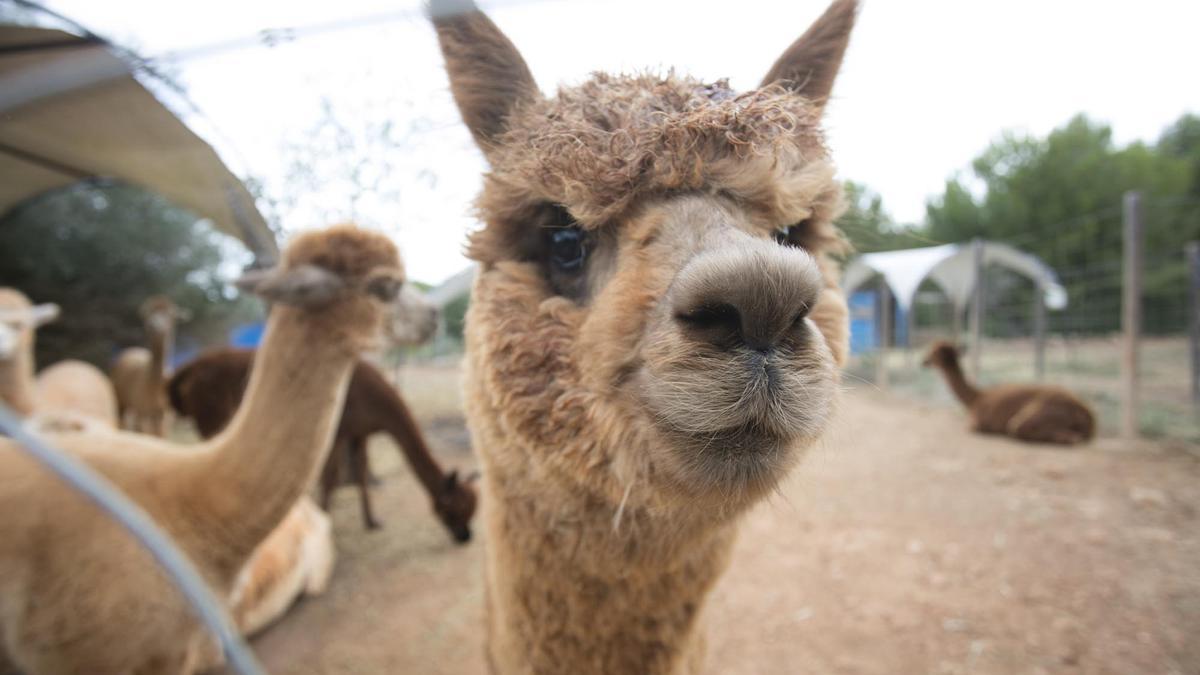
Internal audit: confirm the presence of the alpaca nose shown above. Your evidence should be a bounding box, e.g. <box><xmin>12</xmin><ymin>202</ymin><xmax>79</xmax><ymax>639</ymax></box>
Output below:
<box><xmin>672</xmin><ymin>236</ymin><xmax>823</xmax><ymax>352</ymax></box>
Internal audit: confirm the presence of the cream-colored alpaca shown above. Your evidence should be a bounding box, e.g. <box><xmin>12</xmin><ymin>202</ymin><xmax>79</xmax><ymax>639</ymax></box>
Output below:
<box><xmin>111</xmin><ymin>296</ymin><xmax>187</xmax><ymax>436</ymax></box>
<box><xmin>0</xmin><ymin>225</ymin><xmax>404</xmax><ymax>674</ymax></box>
<box><xmin>432</xmin><ymin>1</ymin><xmax>856</xmax><ymax>672</ymax></box>
<box><xmin>0</xmin><ymin>288</ymin><xmax>117</xmax><ymax>429</ymax></box>
<box><xmin>230</xmin><ymin>496</ymin><xmax>336</xmax><ymax>636</ymax></box>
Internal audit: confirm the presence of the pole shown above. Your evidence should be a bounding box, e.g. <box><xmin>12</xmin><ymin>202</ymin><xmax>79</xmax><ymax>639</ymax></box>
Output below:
<box><xmin>1033</xmin><ymin>284</ymin><xmax>1046</xmax><ymax>380</ymax></box>
<box><xmin>877</xmin><ymin>280</ymin><xmax>892</xmax><ymax>390</ymax></box>
<box><xmin>1121</xmin><ymin>191</ymin><xmax>1143</xmax><ymax>439</ymax></box>
<box><xmin>905</xmin><ymin>301</ymin><xmax>917</xmax><ymax>369</ymax></box>
<box><xmin>1187</xmin><ymin>241</ymin><xmax>1200</xmax><ymax>405</ymax></box>
<box><xmin>970</xmin><ymin>238</ymin><xmax>985</xmax><ymax>381</ymax></box>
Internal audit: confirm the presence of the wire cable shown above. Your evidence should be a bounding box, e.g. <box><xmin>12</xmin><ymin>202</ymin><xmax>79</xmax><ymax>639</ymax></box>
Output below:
<box><xmin>0</xmin><ymin>404</ymin><xmax>266</xmax><ymax>675</ymax></box>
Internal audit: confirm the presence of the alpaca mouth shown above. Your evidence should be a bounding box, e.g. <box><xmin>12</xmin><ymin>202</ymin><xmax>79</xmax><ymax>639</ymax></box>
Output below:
<box><xmin>638</xmin><ymin>348</ymin><xmax>833</xmax><ymax>485</ymax></box>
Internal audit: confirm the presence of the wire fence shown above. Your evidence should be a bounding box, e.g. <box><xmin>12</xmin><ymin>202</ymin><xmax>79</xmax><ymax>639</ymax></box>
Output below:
<box><xmin>848</xmin><ymin>197</ymin><xmax>1200</xmax><ymax>444</ymax></box>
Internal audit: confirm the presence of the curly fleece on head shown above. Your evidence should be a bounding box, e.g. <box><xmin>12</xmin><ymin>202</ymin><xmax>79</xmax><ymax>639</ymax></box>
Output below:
<box><xmin>481</xmin><ymin>75</ymin><xmax>828</xmax><ymax>222</ymax></box>
<box><xmin>283</xmin><ymin>224</ymin><xmax>402</xmax><ymax>280</ymax></box>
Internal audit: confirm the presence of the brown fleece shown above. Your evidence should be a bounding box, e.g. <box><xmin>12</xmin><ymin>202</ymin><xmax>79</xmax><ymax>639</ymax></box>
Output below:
<box><xmin>433</xmin><ymin>0</ymin><xmax>859</xmax><ymax>672</ymax></box>
<box><xmin>924</xmin><ymin>341</ymin><xmax>1096</xmax><ymax>445</ymax></box>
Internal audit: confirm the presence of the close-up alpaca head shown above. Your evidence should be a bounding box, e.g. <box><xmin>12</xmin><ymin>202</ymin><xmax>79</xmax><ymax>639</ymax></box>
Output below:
<box><xmin>434</xmin><ymin>0</ymin><xmax>855</xmax><ymax>510</ymax></box>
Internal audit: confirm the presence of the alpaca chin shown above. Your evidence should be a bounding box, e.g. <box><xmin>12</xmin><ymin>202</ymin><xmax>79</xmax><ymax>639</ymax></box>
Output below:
<box><xmin>637</xmin><ymin>317</ymin><xmax>838</xmax><ymax>498</ymax></box>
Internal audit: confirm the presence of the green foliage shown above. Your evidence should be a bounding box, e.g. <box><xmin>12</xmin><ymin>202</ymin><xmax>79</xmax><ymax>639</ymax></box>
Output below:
<box><xmin>924</xmin><ymin>114</ymin><xmax>1200</xmax><ymax>334</ymax></box>
<box><xmin>836</xmin><ymin>181</ymin><xmax>928</xmax><ymax>254</ymax></box>
<box><xmin>0</xmin><ymin>182</ymin><xmax>257</xmax><ymax>368</ymax></box>
<box><xmin>442</xmin><ymin>292</ymin><xmax>469</xmax><ymax>341</ymax></box>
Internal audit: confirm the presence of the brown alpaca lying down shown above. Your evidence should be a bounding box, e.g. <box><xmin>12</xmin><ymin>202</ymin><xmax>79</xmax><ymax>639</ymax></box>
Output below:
<box><xmin>923</xmin><ymin>340</ymin><xmax>1096</xmax><ymax>444</ymax></box>
<box><xmin>168</xmin><ymin>348</ymin><xmax>478</xmax><ymax>541</ymax></box>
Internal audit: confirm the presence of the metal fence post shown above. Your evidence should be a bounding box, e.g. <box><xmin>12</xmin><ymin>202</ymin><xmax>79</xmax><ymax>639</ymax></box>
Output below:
<box><xmin>877</xmin><ymin>280</ymin><xmax>892</xmax><ymax>390</ymax></box>
<box><xmin>1121</xmin><ymin>191</ymin><xmax>1143</xmax><ymax>439</ymax></box>
<box><xmin>1033</xmin><ymin>283</ymin><xmax>1046</xmax><ymax>380</ymax></box>
<box><xmin>1187</xmin><ymin>241</ymin><xmax>1200</xmax><ymax>405</ymax></box>
<box><xmin>970</xmin><ymin>238</ymin><xmax>985</xmax><ymax>381</ymax></box>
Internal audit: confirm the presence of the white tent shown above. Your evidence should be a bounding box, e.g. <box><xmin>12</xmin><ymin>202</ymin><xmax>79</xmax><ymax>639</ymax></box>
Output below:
<box><xmin>842</xmin><ymin>241</ymin><xmax>1068</xmax><ymax>314</ymax></box>
<box><xmin>0</xmin><ymin>24</ymin><xmax>278</xmax><ymax>261</ymax></box>
<box><xmin>842</xmin><ymin>240</ymin><xmax>1067</xmax><ymax>383</ymax></box>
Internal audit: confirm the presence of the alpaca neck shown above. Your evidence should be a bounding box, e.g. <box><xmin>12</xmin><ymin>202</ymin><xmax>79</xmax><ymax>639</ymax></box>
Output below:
<box><xmin>0</xmin><ymin>345</ymin><xmax>38</xmax><ymax>417</ymax></box>
<box><xmin>188</xmin><ymin>306</ymin><xmax>358</xmax><ymax>576</ymax></box>
<box><xmin>381</xmin><ymin>387</ymin><xmax>447</xmax><ymax>497</ymax></box>
<box><xmin>935</xmin><ymin>354</ymin><xmax>980</xmax><ymax>407</ymax></box>
<box><xmin>483</xmin><ymin>472</ymin><xmax>735</xmax><ymax>675</ymax></box>
<box><xmin>147</xmin><ymin>324</ymin><xmax>172</xmax><ymax>384</ymax></box>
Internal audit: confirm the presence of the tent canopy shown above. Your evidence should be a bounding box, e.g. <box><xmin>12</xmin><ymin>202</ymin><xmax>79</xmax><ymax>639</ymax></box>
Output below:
<box><xmin>842</xmin><ymin>241</ymin><xmax>1068</xmax><ymax>312</ymax></box>
<box><xmin>0</xmin><ymin>25</ymin><xmax>278</xmax><ymax>261</ymax></box>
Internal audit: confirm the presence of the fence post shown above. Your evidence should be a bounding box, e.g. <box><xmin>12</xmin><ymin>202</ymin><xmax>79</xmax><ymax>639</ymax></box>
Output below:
<box><xmin>1121</xmin><ymin>191</ymin><xmax>1143</xmax><ymax>439</ymax></box>
<box><xmin>877</xmin><ymin>280</ymin><xmax>892</xmax><ymax>390</ymax></box>
<box><xmin>1033</xmin><ymin>284</ymin><xmax>1046</xmax><ymax>380</ymax></box>
<box><xmin>970</xmin><ymin>238</ymin><xmax>985</xmax><ymax>381</ymax></box>
<box><xmin>1187</xmin><ymin>241</ymin><xmax>1200</xmax><ymax>405</ymax></box>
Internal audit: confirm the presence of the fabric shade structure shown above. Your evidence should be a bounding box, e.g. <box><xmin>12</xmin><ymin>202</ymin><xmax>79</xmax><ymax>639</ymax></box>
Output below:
<box><xmin>0</xmin><ymin>24</ymin><xmax>278</xmax><ymax>261</ymax></box>
<box><xmin>841</xmin><ymin>241</ymin><xmax>1068</xmax><ymax>313</ymax></box>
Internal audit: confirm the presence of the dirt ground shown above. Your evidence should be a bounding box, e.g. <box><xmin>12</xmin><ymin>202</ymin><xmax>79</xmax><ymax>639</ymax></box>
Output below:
<box><xmin>235</xmin><ymin>379</ymin><xmax>1200</xmax><ymax>675</ymax></box>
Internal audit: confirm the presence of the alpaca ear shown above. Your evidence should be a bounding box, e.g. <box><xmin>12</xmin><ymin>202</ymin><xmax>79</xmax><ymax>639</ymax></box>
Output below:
<box><xmin>445</xmin><ymin>470</ymin><xmax>460</xmax><ymax>489</ymax></box>
<box><xmin>760</xmin><ymin>0</ymin><xmax>857</xmax><ymax>112</ymax></box>
<box><xmin>430</xmin><ymin>0</ymin><xmax>539</xmax><ymax>161</ymax></box>
<box><xmin>463</xmin><ymin>469</ymin><xmax>481</xmax><ymax>485</ymax></box>
<box><xmin>236</xmin><ymin>264</ymin><xmax>345</xmax><ymax>308</ymax></box>
<box><xmin>31</xmin><ymin>303</ymin><xmax>60</xmax><ymax>327</ymax></box>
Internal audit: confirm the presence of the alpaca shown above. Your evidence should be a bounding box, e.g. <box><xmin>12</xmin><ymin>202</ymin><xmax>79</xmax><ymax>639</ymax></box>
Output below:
<box><xmin>0</xmin><ymin>225</ymin><xmax>404</xmax><ymax>674</ymax></box>
<box><xmin>229</xmin><ymin>496</ymin><xmax>336</xmax><ymax>637</ymax></box>
<box><xmin>922</xmin><ymin>340</ymin><xmax>1096</xmax><ymax>444</ymax></box>
<box><xmin>0</xmin><ymin>288</ymin><xmax>118</xmax><ymax>429</ymax></box>
<box><xmin>168</xmin><ymin>348</ymin><xmax>478</xmax><ymax>540</ymax></box>
<box><xmin>111</xmin><ymin>295</ymin><xmax>187</xmax><ymax>436</ymax></box>
<box><xmin>431</xmin><ymin>1</ymin><xmax>856</xmax><ymax>672</ymax></box>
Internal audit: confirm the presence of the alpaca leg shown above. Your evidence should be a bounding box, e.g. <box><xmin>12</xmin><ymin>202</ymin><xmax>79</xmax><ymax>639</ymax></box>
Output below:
<box><xmin>350</xmin><ymin>438</ymin><xmax>381</xmax><ymax>530</ymax></box>
<box><xmin>319</xmin><ymin>443</ymin><xmax>342</xmax><ymax>512</ymax></box>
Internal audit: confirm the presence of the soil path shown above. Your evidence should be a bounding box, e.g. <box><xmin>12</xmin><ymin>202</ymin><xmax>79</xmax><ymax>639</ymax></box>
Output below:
<box><xmin>239</xmin><ymin>389</ymin><xmax>1200</xmax><ymax>674</ymax></box>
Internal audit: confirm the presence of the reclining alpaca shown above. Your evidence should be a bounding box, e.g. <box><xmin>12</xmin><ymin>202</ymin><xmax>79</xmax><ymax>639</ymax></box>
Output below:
<box><xmin>923</xmin><ymin>340</ymin><xmax>1096</xmax><ymax>444</ymax></box>
<box><xmin>229</xmin><ymin>495</ymin><xmax>336</xmax><ymax>637</ymax></box>
<box><xmin>0</xmin><ymin>225</ymin><xmax>404</xmax><ymax>674</ymax></box>
<box><xmin>431</xmin><ymin>1</ymin><xmax>856</xmax><ymax>672</ymax></box>
<box><xmin>0</xmin><ymin>287</ymin><xmax>118</xmax><ymax>430</ymax></box>
<box><xmin>111</xmin><ymin>295</ymin><xmax>187</xmax><ymax>435</ymax></box>
<box><xmin>168</xmin><ymin>348</ymin><xmax>478</xmax><ymax>540</ymax></box>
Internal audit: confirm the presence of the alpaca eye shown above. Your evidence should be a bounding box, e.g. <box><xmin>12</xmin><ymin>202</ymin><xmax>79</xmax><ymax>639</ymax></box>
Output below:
<box><xmin>549</xmin><ymin>228</ymin><xmax>587</xmax><ymax>271</ymax></box>
<box><xmin>774</xmin><ymin>219</ymin><xmax>811</xmax><ymax>249</ymax></box>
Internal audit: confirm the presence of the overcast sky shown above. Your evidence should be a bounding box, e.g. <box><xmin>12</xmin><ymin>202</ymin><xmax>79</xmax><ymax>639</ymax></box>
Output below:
<box><xmin>43</xmin><ymin>0</ymin><xmax>1200</xmax><ymax>284</ymax></box>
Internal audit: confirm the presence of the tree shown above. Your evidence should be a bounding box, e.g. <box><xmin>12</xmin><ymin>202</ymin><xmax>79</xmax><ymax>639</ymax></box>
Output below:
<box><xmin>836</xmin><ymin>180</ymin><xmax>925</xmax><ymax>253</ymax></box>
<box><xmin>1158</xmin><ymin>113</ymin><xmax>1200</xmax><ymax>196</ymax></box>
<box><xmin>0</xmin><ymin>181</ymin><xmax>257</xmax><ymax>367</ymax></box>
<box><xmin>923</xmin><ymin>114</ymin><xmax>1198</xmax><ymax>334</ymax></box>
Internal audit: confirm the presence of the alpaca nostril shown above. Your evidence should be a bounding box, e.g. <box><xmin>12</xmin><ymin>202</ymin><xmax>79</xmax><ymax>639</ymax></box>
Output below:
<box><xmin>675</xmin><ymin>303</ymin><xmax>742</xmax><ymax>348</ymax></box>
<box><xmin>676</xmin><ymin>303</ymin><xmax>740</xmax><ymax>330</ymax></box>
<box><xmin>671</xmin><ymin>237</ymin><xmax>822</xmax><ymax>352</ymax></box>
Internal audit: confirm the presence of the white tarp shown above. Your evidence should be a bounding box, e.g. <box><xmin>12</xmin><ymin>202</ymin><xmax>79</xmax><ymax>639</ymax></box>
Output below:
<box><xmin>842</xmin><ymin>241</ymin><xmax>1068</xmax><ymax>312</ymax></box>
<box><xmin>0</xmin><ymin>25</ymin><xmax>278</xmax><ymax>261</ymax></box>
